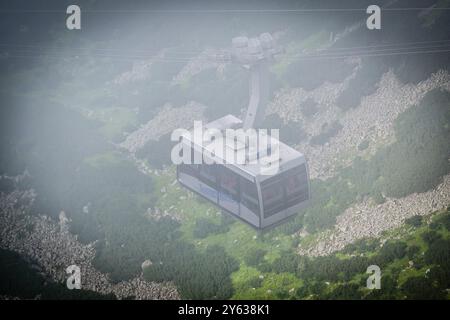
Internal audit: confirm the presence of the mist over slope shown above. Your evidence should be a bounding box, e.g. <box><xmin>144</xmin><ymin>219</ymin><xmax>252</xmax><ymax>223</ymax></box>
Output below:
<box><xmin>0</xmin><ymin>0</ymin><xmax>449</xmax><ymax>299</ymax></box>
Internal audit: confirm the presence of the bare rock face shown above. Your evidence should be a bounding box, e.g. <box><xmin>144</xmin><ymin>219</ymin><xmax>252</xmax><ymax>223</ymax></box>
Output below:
<box><xmin>298</xmin><ymin>174</ymin><xmax>450</xmax><ymax>257</ymax></box>
<box><xmin>0</xmin><ymin>189</ymin><xmax>180</xmax><ymax>300</ymax></box>
<box><xmin>112</xmin><ymin>50</ymin><xmax>166</xmax><ymax>85</ymax></box>
<box><xmin>268</xmin><ymin>70</ymin><xmax>450</xmax><ymax>180</ymax></box>
<box><xmin>119</xmin><ymin>101</ymin><xmax>206</xmax><ymax>153</ymax></box>
<box><xmin>171</xmin><ymin>49</ymin><xmax>224</xmax><ymax>86</ymax></box>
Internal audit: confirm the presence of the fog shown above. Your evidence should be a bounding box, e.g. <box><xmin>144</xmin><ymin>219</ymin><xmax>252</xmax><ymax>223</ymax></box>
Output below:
<box><xmin>0</xmin><ymin>0</ymin><xmax>449</xmax><ymax>300</ymax></box>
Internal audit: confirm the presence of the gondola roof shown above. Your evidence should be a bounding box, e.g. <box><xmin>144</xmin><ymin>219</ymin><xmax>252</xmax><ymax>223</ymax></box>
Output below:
<box><xmin>180</xmin><ymin>114</ymin><xmax>306</xmax><ymax>181</ymax></box>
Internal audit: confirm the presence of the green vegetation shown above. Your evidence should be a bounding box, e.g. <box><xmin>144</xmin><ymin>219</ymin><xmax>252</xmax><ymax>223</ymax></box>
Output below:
<box><xmin>310</xmin><ymin>121</ymin><xmax>343</xmax><ymax>145</ymax></box>
<box><xmin>272</xmin><ymin>31</ymin><xmax>355</xmax><ymax>91</ymax></box>
<box><xmin>405</xmin><ymin>216</ymin><xmax>423</xmax><ymax>228</ymax></box>
<box><xmin>244</xmin><ymin>248</ymin><xmax>268</xmax><ymax>267</ymax></box>
<box><xmin>260</xmin><ymin>114</ymin><xmax>307</xmax><ymax>146</ymax></box>
<box><xmin>301</xmin><ymin>98</ymin><xmax>319</xmax><ymax>118</ymax></box>
<box><xmin>262</xmin><ymin>209</ymin><xmax>450</xmax><ymax>299</ymax></box>
<box><xmin>144</xmin><ymin>245</ymin><xmax>238</xmax><ymax>299</ymax></box>
<box><xmin>193</xmin><ymin>215</ymin><xmax>234</xmax><ymax>239</ymax></box>
<box><xmin>348</xmin><ymin>89</ymin><xmax>450</xmax><ymax>198</ymax></box>
<box><xmin>284</xmin><ymin>89</ymin><xmax>450</xmax><ymax>233</ymax></box>
<box><xmin>136</xmin><ymin>133</ymin><xmax>174</xmax><ymax>169</ymax></box>
<box><xmin>336</xmin><ymin>58</ymin><xmax>386</xmax><ymax>111</ymax></box>
<box><xmin>0</xmin><ymin>97</ymin><xmax>240</xmax><ymax>298</ymax></box>
<box><xmin>357</xmin><ymin>139</ymin><xmax>370</xmax><ymax>151</ymax></box>
<box><xmin>134</xmin><ymin>86</ymin><xmax>450</xmax><ymax>297</ymax></box>
<box><xmin>96</xmin><ymin>107</ymin><xmax>137</xmax><ymax>142</ymax></box>
<box><xmin>1</xmin><ymin>0</ymin><xmax>449</xmax><ymax>300</ymax></box>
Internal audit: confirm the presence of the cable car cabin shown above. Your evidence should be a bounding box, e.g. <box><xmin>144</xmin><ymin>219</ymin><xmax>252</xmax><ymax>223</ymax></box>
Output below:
<box><xmin>176</xmin><ymin>115</ymin><xmax>310</xmax><ymax>230</ymax></box>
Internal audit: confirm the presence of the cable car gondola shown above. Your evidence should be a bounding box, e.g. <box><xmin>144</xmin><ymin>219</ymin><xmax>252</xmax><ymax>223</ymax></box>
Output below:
<box><xmin>176</xmin><ymin>33</ymin><xmax>310</xmax><ymax>230</ymax></box>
